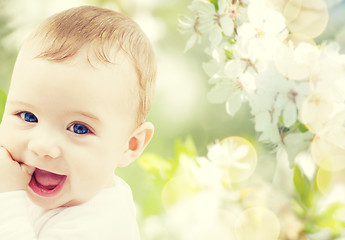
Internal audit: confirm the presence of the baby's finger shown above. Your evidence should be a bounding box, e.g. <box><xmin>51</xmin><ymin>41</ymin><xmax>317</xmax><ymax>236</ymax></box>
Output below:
<box><xmin>21</xmin><ymin>164</ymin><xmax>35</xmax><ymax>176</ymax></box>
<box><xmin>0</xmin><ymin>146</ymin><xmax>13</xmax><ymax>160</ymax></box>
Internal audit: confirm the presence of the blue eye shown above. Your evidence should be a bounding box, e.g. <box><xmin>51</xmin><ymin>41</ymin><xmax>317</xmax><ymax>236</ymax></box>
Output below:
<box><xmin>69</xmin><ymin>123</ymin><xmax>90</xmax><ymax>135</ymax></box>
<box><xmin>20</xmin><ymin>112</ymin><xmax>38</xmax><ymax>123</ymax></box>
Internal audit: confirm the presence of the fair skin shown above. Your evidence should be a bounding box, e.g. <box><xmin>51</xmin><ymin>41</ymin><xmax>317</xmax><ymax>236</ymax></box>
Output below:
<box><xmin>0</xmin><ymin>42</ymin><xmax>153</xmax><ymax>210</ymax></box>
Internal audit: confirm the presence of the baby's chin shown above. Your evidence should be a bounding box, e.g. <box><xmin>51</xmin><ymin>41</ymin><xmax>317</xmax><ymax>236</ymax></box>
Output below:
<box><xmin>26</xmin><ymin>191</ymin><xmax>66</xmax><ymax>210</ymax></box>
<box><xmin>26</xmin><ymin>181</ymin><xmax>92</xmax><ymax>210</ymax></box>
<box><xmin>26</xmin><ymin>191</ymin><xmax>88</xmax><ymax>210</ymax></box>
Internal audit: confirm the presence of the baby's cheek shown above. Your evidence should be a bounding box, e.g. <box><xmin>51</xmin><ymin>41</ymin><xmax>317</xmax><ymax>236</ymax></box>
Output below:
<box><xmin>0</xmin><ymin>121</ymin><xmax>11</xmax><ymax>146</ymax></box>
<box><xmin>0</xmin><ymin>125</ymin><xmax>25</xmax><ymax>160</ymax></box>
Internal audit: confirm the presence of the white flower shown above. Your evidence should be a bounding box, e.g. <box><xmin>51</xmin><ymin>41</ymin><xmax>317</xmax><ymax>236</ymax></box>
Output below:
<box><xmin>178</xmin><ymin>14</ymin><xmax>202</xmax><ymax>52</ymax></box>
<box><xmin>301</xmin><ymin>93</ymin><xmax>336</xmax><ymax>134</ymax></box>
<box><xmin>180</xmin><ymin>0</ymin><xmax>235</xmax><ymax>50</ymax></box>
<box><xmin>274</xmin><ymin>42</ymin><xmax>318</xmax><ymax>81</ymax></box>
<box><xmin>309</xmin><ymin>43</ymin><xmax>345</xmax><ymax>100</ymax></box>
<box><xmin>217</xmin><ymin>0</ymin><xmax>235</xmax><ymax>36</ymax></box>
<box><xmin>310</xmin><ymin>111</ymin><xmax>345</xmax><ymax>171</ymax></box>
<box><xmin>224</xmin><ymin>59</ymin><xmax>257</xmax><ymax>94</ymax></box>
<box><xmin>207</xmin><ymin>80</ymin><xmax>234</xmax><ymax>104</ymax></box>
<box><xmin>203</xmin><ymin>42</ymin><xmax>233</xmax><ymax>84</ymax></box>
<box><xmin>236</xmin><ymin>0</ymin><xmax>288</xmax><ymax>61</ymax></box>
<box><xmin>234</xmin><ymin>207</ymin><xmax>281</xmax><ymax>240</ymax></box>
<box><xmin>254</xmin><ymin>112</ymin><xmax>281</xmax><ymax>143</ymax></box>
<box><xmin>207</xmin><ymin>137</ymin><xmax>257</xmax><ymax>183</ymax></box>
<box><xmin>207</xmin><ymin>56</ymin><xmax>257</xmax><ymax>116</ymax></box>
<box><xmin>192</xmin><ymin>157</ymin><xmax>222</xmax><ymax>190</ymax></box>
<box><xmin>161</xmin><ymin>192</ymin><xmax>236</xmax><ymax>240</ymax></box>
<box><xmin>250</xmin><ymin>65</ymin><xmax>310</xmax><ymax>143</ymax></box>
<box><xmin>208</xmin><ymin>140</ymin><xmax>250</xmax><ymax>169</ymax></box>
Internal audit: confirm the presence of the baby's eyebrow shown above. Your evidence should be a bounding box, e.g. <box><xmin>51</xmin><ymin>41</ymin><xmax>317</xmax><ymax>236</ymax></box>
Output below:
<box><xmin>7</xmin><ymin>100</ymin><xmax>35</xmax><ymax>109</ymax></box>
<box><xmin>72</xmin><ymin>111</ymin><xmax>100</xmax><ymax>122</ymax></box>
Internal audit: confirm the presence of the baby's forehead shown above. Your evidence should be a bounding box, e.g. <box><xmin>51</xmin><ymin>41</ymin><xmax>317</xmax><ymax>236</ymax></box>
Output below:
<box><xmin>11</xmin><ymin>43</ymin><xmax>140</xmax><ymax>126</ymax></box>
<box><xmin>16</xmin><ymin>41</ymin><xmax>139</xmax><ymax>99</ymax></box>
<box><xmin>21</xmin><ymin>37</ymin><xmax>132</xmax><ymax>68</ymax></box>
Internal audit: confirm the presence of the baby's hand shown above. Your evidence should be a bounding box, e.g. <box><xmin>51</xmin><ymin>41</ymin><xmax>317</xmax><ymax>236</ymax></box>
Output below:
<box><xmin>0</xmin><ymin>147</ymin><xmax>34</xmax><ymax>193</ymax></box>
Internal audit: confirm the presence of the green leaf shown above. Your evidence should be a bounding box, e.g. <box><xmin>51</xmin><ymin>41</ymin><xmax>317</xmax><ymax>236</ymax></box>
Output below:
<box><xmin>296</xmin><ymin>121</ymin><xmax>309</xmax><ymax>133</ymax></box>
<box><xmin>0</xmin><ymin>89</ymin><xmax>6</xmax><ymax>123</ymax></box>
<box><xmin>293</xmin><ymin>165</ymin><xmax>313</xmax><ymax>207</ymax></box>
<box><xmin>284</xmin><ymin>132</ymin><xmax>313</xmax><ymax>166</ymax></box>
<box><xmin>208</xmin><ymin>0</ymin><xmax>219</xmax><ymax>10</ymax></box>
<box><xmin>138</xmin><ymin>153</ymin><xmax>173</xmax><ymax>179</ymax></box>
<box><xmin>315</xmin><ymin>203</ymin><xmax>345</xmax><ymax>236</ymax></box>
<box><xmin>174</xmin><ymin>136</ymin><xmax>198</xmax><ymax>158</ymax></box>
<box><xmin>291</xmin><ymin>199</ymin><xmax>305</xmax><ymax>217</ymax></box>
<box><xmin>225</xmin><ymin>49</ymin><xmax>233</xmax><ymax>60</ymax></box>
<box><xmin>227</xmin><ymin>37</ymin><xmax>236</xmax><ymax>45</ymax></box>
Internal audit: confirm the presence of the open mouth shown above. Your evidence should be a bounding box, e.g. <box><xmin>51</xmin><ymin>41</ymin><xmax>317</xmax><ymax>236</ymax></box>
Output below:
<box><xmin>28</xmin><ymin>168</ymin><xmax>67</xmax><ymax>197</ymax></box>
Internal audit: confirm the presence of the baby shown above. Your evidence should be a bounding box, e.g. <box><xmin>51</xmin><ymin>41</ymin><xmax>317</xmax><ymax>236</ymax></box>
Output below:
<box><xmin>0</xmin><ymin>5</ymin><xmax>156</xmax><ymax>239</ymax></box>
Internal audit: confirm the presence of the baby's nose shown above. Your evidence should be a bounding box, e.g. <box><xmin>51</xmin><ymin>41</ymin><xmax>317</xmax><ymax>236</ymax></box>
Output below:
<box><xmin>28</xmin><ymin>134</ymin><xmax>61</xmax><ymax>159</ymax></box>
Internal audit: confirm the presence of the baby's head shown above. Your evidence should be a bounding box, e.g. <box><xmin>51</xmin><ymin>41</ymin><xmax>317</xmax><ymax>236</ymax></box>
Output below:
<box><xmin>29</xmin><ymin>5</ymin><xmax>156</xmax><ymax>125</ymax></box>
<box><xmin>0</xmin><ymin>6</ymin><xmax>156</xmax><ymax>209</ymax></box>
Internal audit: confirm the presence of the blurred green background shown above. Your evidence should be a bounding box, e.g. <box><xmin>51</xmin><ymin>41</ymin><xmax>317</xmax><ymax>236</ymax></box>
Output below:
<box><xmin>1</xmin><ymin>0</ymin><xmax>345</xmax><ymax>219</ymax></box>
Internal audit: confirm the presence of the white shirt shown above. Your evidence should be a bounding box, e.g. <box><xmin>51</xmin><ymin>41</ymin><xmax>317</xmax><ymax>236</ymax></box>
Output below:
<box><xmin>0</xmin><ymin>176</ymin><xmax>140</xmax><ymax>240</ymax></box>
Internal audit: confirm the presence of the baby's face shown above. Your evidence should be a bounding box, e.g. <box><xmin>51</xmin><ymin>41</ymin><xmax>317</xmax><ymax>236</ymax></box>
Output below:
<box><xmin>0</xmin><ymin>45</ymin><xmax>138</xmax><ymax>209</ymax></box>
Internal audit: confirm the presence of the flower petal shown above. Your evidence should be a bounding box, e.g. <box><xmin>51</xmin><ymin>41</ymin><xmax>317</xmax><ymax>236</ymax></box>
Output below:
<box><xmin>283</xmin><ymin>100</ymin><xmax>297</xmax><ymax>127</ymax></box>
<box><xmin>226</xmin><ymin>92</ymin><xmax>242</xmax><ymax>116</ymax></box>
<box><xmin>220</xmin><ymin>17</ymin><xmax>234</xmax><ymax>36</ymax></box>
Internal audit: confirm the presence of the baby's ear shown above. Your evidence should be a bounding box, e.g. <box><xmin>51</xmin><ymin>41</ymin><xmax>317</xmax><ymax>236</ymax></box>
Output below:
<box><xmin>119</xmin><ymin>122</ymin><xmax>154</xmax><ymax>167</ymax></box>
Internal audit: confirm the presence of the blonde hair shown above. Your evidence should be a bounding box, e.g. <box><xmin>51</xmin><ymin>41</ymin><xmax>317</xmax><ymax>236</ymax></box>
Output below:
<box><xmin>30</xmin><ymin>5</ymin><xmax>156</xmax><ymax>125</ymax></box>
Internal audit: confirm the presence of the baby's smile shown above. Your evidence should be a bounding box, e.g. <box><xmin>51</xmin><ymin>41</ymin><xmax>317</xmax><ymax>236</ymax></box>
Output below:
<box><xmin>29</xmin><ymin>168</ymin><xmax>67</xmax><ymax>198</ymax></box>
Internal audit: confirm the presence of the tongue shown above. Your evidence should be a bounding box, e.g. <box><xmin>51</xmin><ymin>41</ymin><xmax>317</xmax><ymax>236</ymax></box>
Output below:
<box><xmin>35</xmin><ymin>169</ymin><xmax>65</xmax><ymax>190</ymax></box>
